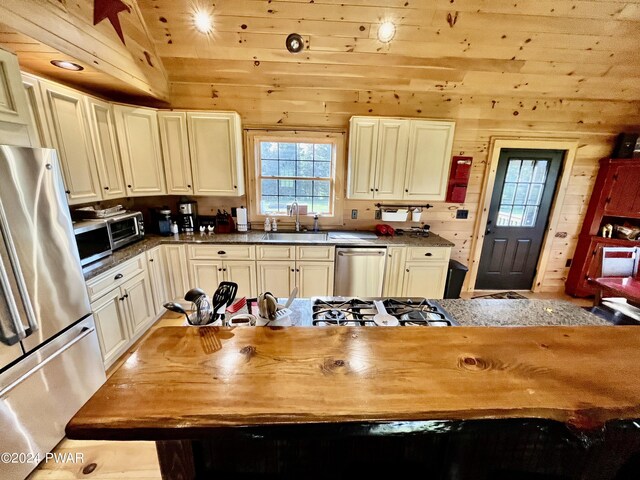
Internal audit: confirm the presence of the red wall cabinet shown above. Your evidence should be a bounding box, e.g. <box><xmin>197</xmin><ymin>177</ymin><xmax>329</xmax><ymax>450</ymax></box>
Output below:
<box><xmin>565</xmin><ymin>158</ymin><xmax>640</xmax><ymax>297</ymax></box>
<box><xmin>446</xmin><ymin>156</ymin><xmax>472</xmax><ymax>203</ymax></box>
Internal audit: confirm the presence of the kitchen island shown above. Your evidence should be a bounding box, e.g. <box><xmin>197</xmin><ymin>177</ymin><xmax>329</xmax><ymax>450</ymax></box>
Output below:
<box><xmin>67</xmin><ymin>302</ymin><xmax>640</xmax><ymax>480</ymax></box>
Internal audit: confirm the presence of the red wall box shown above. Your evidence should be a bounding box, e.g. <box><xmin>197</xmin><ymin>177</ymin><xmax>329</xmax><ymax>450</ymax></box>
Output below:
<box><xmin>446</xmin><ymin>156</ymin><xmax>472</xmax><ymax>203</ymax></box>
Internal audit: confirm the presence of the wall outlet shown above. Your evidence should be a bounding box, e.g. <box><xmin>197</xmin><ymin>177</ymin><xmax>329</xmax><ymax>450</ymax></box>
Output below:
<box><xmin>375</xmin><ymin>210</ymin><xmax>382</xmax><ymax>220</ymax></box>
<box><xmin>351</xmin><ymin>209</ymin><xmax>358</xmax><ymax>219</ymax></box>
<box><xmin>456</xmin><ymin>209</ymin><xmax>469</xmax><ymax>219</ymax></box>
<box><xmin>565</xmin><ymin>259</ymin><xmax>572</xmax><ymax>268</ymax></box>
<box><xmin>231</xmin><ymin>207</ymin><xmax>237</xmax><ymax>217</ymax></box>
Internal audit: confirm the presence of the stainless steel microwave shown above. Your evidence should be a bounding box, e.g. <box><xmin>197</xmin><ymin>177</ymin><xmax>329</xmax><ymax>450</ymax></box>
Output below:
<box><xmin>106</xmin><ymin>211</ymin><xmax>145</xmax><ymax>250</ymax></box>
<box><xmin>73</xmin><ymin>220</ymin><xmax>111</xmax><ymax>266</ymax></box>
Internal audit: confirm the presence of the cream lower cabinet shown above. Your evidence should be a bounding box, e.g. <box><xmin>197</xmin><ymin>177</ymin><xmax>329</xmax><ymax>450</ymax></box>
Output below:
<box><xmin>91</xmin><ymin>289</ymin><xmax>129</xmax><ymax>368</ymax></box>
<box><xmin>164</xmin><ymin>244</ymin><xmax>189</xmax><ymax>302</ymax></box>
<box><xmin>257</xmin><ymin>261</ymin><xmax>296</xmax><ymax>298</ymax></box>
<box><xmin>382</xmin><ymin>246</ymin><xmax>451</xmax><ymax>299</ymax></box>
<box><xmin>88</xmin><ymin>262</ymin><xmax>156</xmax><ymax>369</ymax></box>
<box><xmin>297</xmin><ymin>262</ymin><xmax>334</xmax><ymax>297</ymax></box>
<box><xmin>402</xmin><ymin>262</ymin><xmax>449</xmax><ymax>299</ymax></box>
<box><xmin>382</xmin><ymin>247</ymin><xmax>407</xmax><ymax>297</ymax></box>
<box><xmin>189</xmin><ymin>259</ymin><xmax>257</xmax><ymax>298</ymax></box>
<box><xmin>146</xmin><ymin>246</ymin><xmax>169</xmax><ymax>314</ymax></box>
<box><xmin>256</xmin><ymin>246</ymin><xmax>334</xmax><ymax>297</ymax></box>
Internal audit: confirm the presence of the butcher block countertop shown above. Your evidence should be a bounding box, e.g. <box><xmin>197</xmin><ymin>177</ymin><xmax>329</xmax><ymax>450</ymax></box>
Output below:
<box><xmin>67</xmin><ymin>325</ymin><xmax>640</xmax><ymax>441</ymax></box>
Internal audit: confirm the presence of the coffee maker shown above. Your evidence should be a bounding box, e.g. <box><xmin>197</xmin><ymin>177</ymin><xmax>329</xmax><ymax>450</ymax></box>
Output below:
<box><xmin>178</xmin><ymin>200</ymin><xmax>198</xmax><ymax>234</ymax></box>
<box><xmin>150</xmin><ymin>207</ymin><xmax>173</xmax><ymax>236</ymax></box>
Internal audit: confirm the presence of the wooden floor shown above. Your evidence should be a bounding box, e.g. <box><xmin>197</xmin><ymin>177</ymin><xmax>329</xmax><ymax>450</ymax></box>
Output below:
<box><xmin>28</xmin><ymin>290</ymin><xmax>591</xmax><ymax>479</ymax></box>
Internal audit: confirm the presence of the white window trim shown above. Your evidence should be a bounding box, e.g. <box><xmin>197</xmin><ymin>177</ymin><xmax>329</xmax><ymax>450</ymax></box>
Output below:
<box><xmin>245</xmin><ymin>129</ymin><xmax>346</xmax><ymax>228</ymax></box>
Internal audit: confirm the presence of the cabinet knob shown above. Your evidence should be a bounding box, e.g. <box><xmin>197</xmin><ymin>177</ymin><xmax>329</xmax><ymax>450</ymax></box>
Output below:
<box><xmin>405</xmin><ymin>189</ymin><xmax>409</xmax><ymax>193</ymax></box>
<box><xmin>218</xmin><ymin>268</ymin><xmax>222</xmax><ymax>272</ymax></box>
<box><xmin>127</xmin><ymin>184</ymin><xmax>132</xmax><ymax>188</ymax></box>
<box><xmin>234</xmin><ymin>185</ymin><xmax>238</xmax><ymax>189</ymax></box>
<box><xmin>65</xmin><ymin>190</ymin><xmax>70</xmax><ymax>195</ymax></box>
<box><xmin>149</xmin><ymin>258</ymin><xmax>154</xmax><ymax>262</ymax></box>
<box><xmin>291</xmin><ymin>269</ymin><xmax>295</xmax><ymax>272</ymax></box>
<box><xmin>223</xmin><ymin>268</ymin><xmax>227</xmax><ymax>272</ymax></box>
<box><xmin>187</xmin><ymin>184</ymin><xmax>192</xmax><ymax>188</ymax></box>
<box><xmin>119</xmin><ymin>296</ymin><xmax>125</xmax><ymax>302</ymax></box>
<box><xmin>375</xmin><ymin>189</ymin><xmax>379</xmax><ymax>192</ymax></box>
<box><xmin>218</xmin><ymin>251</ymin><xmax>226</xmax><ymax>255</ymax></box>
<box><xmin>370</xmin><ymin>188</ymin><xmax>374</xmax><ymax>192</ymax></box>
<box><xmin>104</xmin><ymin>186</ymin><xmax>109</xmax><ymax>190</ymax></box>
<box><xmin>123</xmin><ymin>294</ymin><xmax>129</xmax><ymax>299</ymax></box>
<box><xmin>114</xmin><ymin>273</ymin><xmax>123</xmax><ymax>280</ymax></box>
<box><xmin>406</xmin><ymin>268</ymin><xmax>410</xmax><ymax>273</ymax></box>
<box><xmin>296</xmin><ymin>268</ymin><xmax>300</xmax><ymax>272</ymax></box>
<box><xmin>424</xmin><ymin>252</ymin><xmax>432</xmax><ymax>257</ymax></box>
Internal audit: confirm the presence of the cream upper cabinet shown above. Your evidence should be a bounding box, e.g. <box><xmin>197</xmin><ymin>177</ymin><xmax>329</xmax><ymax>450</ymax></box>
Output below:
<box><xmin>403</xmin><ymin>120</ymin><xmax>455</xmax><ymax>201</ymax></box>
<box><xmin>158</xmin><ymin>111</ymin><xmax>193</xmax><ymax>195</ymax></box>
<box><xmin>375</xmin><ymin>119</ymin><xmax>409</xmax><ymax>200</ymax></box>
<box><xmin>347</xmin><ymin>116</ymin><xmax>455</xmax><ymax>201</ymax></box>
<box><xmin>84</xmin><ymin>97</ymin><xmax>127</xmax><ymax>199</ymax></box>
<box><xmin>347</xmin><ymin>117</ymin><xmax>378</xmax><ymax>199</ymax></box>
<box><xmin>113</xmin><ymin>105</ymin><xmax>166</xmax><ymax>196</ymax></box>
<box><xmin>0</xmin><ymin>48</ymin><xmax>31</xmax><ymax>127</ymax></box>
<box><xmin>21</xmin><ymin>73</ymin><xmax>51</xmax><ymax>148</ymax></box>
<box><xmin>40</xmin><ymin>81</ymin><xmax>102</xmax><ymax>204</ymax></box>
<box><xmin>186</xmin><ymin>112</ymin><xmax>244</xmax><ymax>196</ymax></box>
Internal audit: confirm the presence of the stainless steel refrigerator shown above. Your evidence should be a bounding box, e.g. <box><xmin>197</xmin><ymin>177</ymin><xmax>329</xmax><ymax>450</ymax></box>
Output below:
<box><xmin>0</xmin><ymin>146</ymin><xmax>105</xmax><ymax>480</ymax></box>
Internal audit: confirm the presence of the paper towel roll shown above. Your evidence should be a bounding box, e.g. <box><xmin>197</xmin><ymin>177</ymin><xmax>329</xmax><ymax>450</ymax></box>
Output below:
<box><xmin>236</xmin><ymin>207</ymin><xmax>248</xmax><ymax>232</ymax></box>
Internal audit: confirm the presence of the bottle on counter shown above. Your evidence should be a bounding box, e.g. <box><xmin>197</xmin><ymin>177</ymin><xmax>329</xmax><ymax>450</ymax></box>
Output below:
<box><xmin>171</xmin><ymin>221</ymin><xmax>179</xmax><ymax>235</ymax></box>
<box><xmin>264</xmin><ymin>217</ymin><xmax>271</xmax><ymax>232</ymax></box>
<box><xmin>313</xmin><ymin>214</ymin><xmax>319</xmax><ymax>232</ymax></box>
<box><xmin>271</xmin><ymin>218</ymin><xmax>278</xmax><ymax>231</ymax></box>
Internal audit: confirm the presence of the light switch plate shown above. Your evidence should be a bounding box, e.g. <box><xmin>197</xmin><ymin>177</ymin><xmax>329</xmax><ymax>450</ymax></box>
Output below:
<box><xmin>351</xmin><ymin>209</ymin><xmax>358</xmax><ymax>219</ymax></box>
<box><xmin>375</xmin><ymin>210</ymin><xmax>382</xmax><ymax>220</ymax></box>
<box><xmin>456</xmin><ymin>209</ymin><xmax>469</xmax><ymax>219</ymax></box>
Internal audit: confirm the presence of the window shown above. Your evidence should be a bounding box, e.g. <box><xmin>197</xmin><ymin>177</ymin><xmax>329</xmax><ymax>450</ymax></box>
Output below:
<box><xmin>247</xmin><ymin>131</ymin><xmax>344</xmax><ymax>222</ymax></box>
<box><xmin>497</xmin><ymin>159</ymin><xmax>549</xmax><ymax>227</ymax></box>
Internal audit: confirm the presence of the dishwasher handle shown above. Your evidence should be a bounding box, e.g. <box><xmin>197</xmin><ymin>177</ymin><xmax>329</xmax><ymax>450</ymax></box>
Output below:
<box><xmin>337</xmin><ymin>251</ymin><xmax>386</xmax><ymax>257</ymax></box>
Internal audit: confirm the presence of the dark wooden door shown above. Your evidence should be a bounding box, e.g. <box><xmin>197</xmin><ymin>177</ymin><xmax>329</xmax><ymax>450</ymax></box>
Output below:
<box><xmin>476</xmin><ymin>149</ymin><xmax>564</xmax><ymax>290</ymax></box>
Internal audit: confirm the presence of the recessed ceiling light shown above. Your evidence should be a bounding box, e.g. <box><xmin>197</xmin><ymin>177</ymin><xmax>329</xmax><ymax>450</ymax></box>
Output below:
<box><xmin>50</xmin><ymin>60</ymin><xmax>84</xmax><ymax>71</ymax></box>
<box><xmin>377</xmin><ymin>21</ymin><xmax>396</xmax><ymax>43</ymax></box>
<box><xmin>285</xmin><ymin>33</ymin><xmax>304</xmax><ymax>53</ymax></box>
<box><xmin>193</xmin><ymin>9</ymin><xmax>213</xmax><ymax>34</ymax></box>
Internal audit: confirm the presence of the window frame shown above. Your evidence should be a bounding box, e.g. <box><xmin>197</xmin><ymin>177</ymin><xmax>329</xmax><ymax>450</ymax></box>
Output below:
<box><xmin>245</xmin><ymin>129</ymin><xmax>346</xmax><ymax>228</ymax></box>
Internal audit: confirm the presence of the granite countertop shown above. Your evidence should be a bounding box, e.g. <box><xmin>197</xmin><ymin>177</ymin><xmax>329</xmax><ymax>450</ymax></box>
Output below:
<box><xmin>264</xmin><ymin>298</ymin><xmax>608</xmax><ymax>327</ymax></box>
<box><xmin>83</xmin><ymin>230</ymin><xmax>455</xmax><ymax>280</ymax></box>
<box><xmin>437</xmin><ymin>299</ymin><xmax>609</xmax><ymax>327</ymax></box>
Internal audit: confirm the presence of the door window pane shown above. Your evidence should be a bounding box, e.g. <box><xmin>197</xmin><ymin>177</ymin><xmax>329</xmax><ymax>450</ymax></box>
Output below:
<box><xmin>523</xmin><ymin>206</ymin><xmax>539</xmax><ymax>227</ymax></box>
<box><xmin>532</xmin><ymin>161</ymin><xmax>548</xmax><ymax>183</ymax></box>
<box><xmin>505</xmin><ymin>160</ymin><xmax>521</xmax><ymax>182</ymax></box>
<box><xmin>518</xmin><ymin>160</ymin><xmax>534</xmax><ymax>182</ymax></box>
<box><xmin>527</xmin><ymin>184</ymin><xmax>544</xmax><ymax>206</ymax></box>
<box><xmin>497</xmin><ymin>159</ymin><xmax>549</xmax><ymax>228</ymax></box>
<box><xmin>501</xmin><ymin>183</ymin><xmax>516</xmax><ymax>205</ymax></box>
<box><xmin>514</xmin><ymin>184</ymin><xmax>530</xmax><ymax>205</ymax></box>
<box><xmin>510</xmin><ymin>206</ymin><xmax>525</xmax><ymax>226</ymax></box>
<box><xmin>497</xmin><ymin>205</ymin><xmax>512</xmax><ymax>226</ymax></box>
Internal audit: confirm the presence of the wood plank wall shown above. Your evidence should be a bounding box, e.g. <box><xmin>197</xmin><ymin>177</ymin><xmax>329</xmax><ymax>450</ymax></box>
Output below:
<box><xmin>134</xmin><ymin>0</ymin><xmax>640</xmax><ymax>292</ymax></box>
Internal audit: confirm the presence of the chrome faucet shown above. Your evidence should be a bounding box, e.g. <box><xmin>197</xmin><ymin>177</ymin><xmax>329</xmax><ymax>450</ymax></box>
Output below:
<box><xmin>290</xmin><ymin>200</ymin><xmax>301</xmax><ymax>232</ymax></box>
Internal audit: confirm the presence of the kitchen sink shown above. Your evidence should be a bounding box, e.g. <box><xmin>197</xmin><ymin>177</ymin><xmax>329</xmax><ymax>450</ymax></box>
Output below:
<box><xmin>262</xmin><ymin>232</ymin><xmax>328</xmax><ymax>242</ymax></box>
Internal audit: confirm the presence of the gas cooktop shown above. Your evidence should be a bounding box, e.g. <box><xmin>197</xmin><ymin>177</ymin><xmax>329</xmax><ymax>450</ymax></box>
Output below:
<box><xmin>311</xmin><ymin>297</ymin><xmax>457</xmax><ymax>327</ymax></box>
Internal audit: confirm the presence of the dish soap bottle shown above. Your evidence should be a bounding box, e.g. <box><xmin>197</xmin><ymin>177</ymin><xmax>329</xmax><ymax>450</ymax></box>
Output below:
<box><xmin>264</xmin><ymin>217</ymin><xmax>271</xmax><ymax>232</ymax></box>
<box><xmin>271</xmin><ymin>218</ymin><xmax>278</xmax><ymax>231</ymax></box>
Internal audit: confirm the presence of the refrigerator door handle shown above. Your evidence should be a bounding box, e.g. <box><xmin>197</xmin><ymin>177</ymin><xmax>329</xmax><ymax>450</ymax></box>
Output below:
<box><xmin>0</xmin><ymin>205</ymin><xmax>38</xmax><ymax>337</ymax></box>
<box><xmin>0</xmin><ymin>258</ymin><xmax>26</xmax><ymax>345</ymax></box>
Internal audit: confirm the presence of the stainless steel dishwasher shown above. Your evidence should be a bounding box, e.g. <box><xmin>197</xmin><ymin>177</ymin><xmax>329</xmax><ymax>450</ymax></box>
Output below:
<box><xmin>334</xmin><ymin>247</ymin><xmax>387</xmax><ymax>297</ymax></box>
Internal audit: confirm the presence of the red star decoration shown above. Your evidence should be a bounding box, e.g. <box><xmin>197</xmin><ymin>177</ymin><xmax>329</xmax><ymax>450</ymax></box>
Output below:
<box><xmin>94</xmin><ymin>0</ymin><xmax>131</xmax><ymax>45</ymax></box>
